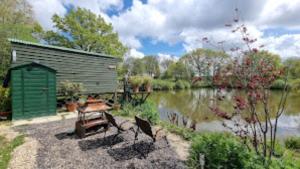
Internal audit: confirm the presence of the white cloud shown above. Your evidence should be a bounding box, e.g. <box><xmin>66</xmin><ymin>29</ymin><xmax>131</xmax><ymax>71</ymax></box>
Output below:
<box><xmin>157</xmin><ymin>53</ymin><xmax>178</xmax><ymax>62</ymax></box>
<box><xmin>262</xmin><ymin>34</ymin><xmax>300</xmax><ymax>58</ymax></box>
<box><xmin>180</xmin><ymin>24</ymin><xmax>264</xmax><ymax>52</ymax></box>
<box><xmin>126</xmin><ymin>48</ymin><xmax>145</xmax><ymax>59</ymax></box>
<box><xmin>119</xmin><ymin>36</ymin><xmax>142</xmax><ymax>49</ymax></box>
<box><xmin>28</xmin><ymin>0</ymin><xmax>123</xmax><ymax>30</ymax></box>
<box><xmin>63</xmin><ymin>0</ymin><xmax>123</xmax><ymax>13</ymax></box>
<box><xmin>258</xmin><ymin>0</ymin><xmax>300</xmax><ymax>28</ymax></box>
<box><xmin>110</xmin><ymin>0</ymin><xmax>268</xmax><ymax>48</ymax></box>
<box><xmin>28</xmin><ymin>0</ymin><xmax>66</xmax><ymax>30</ymax></box>
<box><xmin>28</xmin><ymin>0</ymin><xmax>300</xmax><ymax>58</ymax></box>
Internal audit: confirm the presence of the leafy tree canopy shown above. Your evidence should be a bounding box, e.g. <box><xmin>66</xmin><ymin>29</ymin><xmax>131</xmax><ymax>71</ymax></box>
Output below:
<box><xmin>284</xmin><ymin>57</ymin><xmax>300</xmax><ymax>79</ymax></box>
<box><xmin>0</xmin><ymin>0</ymin><xmax>39</xmax><ymax>80</ymax></box>
<box><xmin>36</xmin><ymin>7</ymin><xmax>127</xmax><ymax>58</ymax></box>
<box><xmin>182</xmin><ymin>48</ymin><xmax>229</xmax><ymax>80</ymax></box>
<box><xmin>164</xmin><ymin>62</ymin><xmax>191</xmax><ymax>80</ymax></box>
<box><xmin>143</xmin><ymin>56</ymin><xmax>160</xmax><ymax>77</ymax></box>
<box><xmin>249</xmin><ymin>50</ymin><xmax>282</xmax><ymax>69</ymax></box>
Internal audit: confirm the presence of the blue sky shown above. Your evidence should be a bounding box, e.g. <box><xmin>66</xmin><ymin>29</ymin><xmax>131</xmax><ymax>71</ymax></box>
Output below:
<box><xmin>28</xmin><ymin>0</ymin><xmax>300</xmax><ymax>59</ymax></box>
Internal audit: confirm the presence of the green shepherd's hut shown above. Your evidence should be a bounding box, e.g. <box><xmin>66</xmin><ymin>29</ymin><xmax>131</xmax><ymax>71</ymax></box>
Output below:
<box><xmin>6</xmin><ymin>39</ymin><xmax>120</xmax><ymax>120</ymax></box>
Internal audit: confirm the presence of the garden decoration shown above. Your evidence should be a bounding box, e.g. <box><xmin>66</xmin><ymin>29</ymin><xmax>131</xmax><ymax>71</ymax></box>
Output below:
<box><xmin>133</xmin><ymin>116</ymin><xmax>169</xmax><ymax>157</ymax></box>
<box><xmin>134</xmin><ymin>116</ymin><xmax>168</xmax><ymax>144</ymax></box>
<box><xmin>104</xmin><ymin>112</ymin><xmax>135</xmax><ymax>146</ymax></box>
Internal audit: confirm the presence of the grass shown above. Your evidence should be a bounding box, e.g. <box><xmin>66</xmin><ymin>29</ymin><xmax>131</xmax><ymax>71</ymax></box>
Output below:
<box><xmin>159</xmin><ymin>121</ymin><xmax>199</xmax><ymax>141</ymax></box>
<box><xmin>0</xmin><ymin>135</ymin><xmax>25</xmax><ymax>169</ymax></box>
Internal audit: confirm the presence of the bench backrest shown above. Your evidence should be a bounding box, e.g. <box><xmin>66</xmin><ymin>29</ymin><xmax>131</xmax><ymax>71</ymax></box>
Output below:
<box><xmin>104</xmin><ymin>112</ymin><xmax>119</xmax><ymax>128</ymax></box>
<box><xmin>135</xmin><ymin>116</ymin><xmax>154</xmax><ymax>139</ymax></box>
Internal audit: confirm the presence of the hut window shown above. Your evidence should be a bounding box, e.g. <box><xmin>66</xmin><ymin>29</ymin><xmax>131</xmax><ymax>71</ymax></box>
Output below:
<box><xmin>108</xmin><ymin>65</ymin><xmax>116</xmax><ymax>69</ymax></box>
<box><xmin>12</xmin><ymin>50</ymin><xmax>17</xmax><ymax>62</ymax></box>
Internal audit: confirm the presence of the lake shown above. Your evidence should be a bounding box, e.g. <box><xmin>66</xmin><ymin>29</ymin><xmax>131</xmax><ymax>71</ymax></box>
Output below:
<box><xmin>150</xmin><ymin>89</ymin><xmax>300</xmax><ymax>139</ymax></box>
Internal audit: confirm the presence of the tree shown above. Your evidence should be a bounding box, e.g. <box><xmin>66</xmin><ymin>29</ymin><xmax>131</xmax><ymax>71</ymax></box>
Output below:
<box><xmin>160</xmin><ymin>58</ymin><xmax>174</xmax><ymax>71</ymax></box>
<box><xmin>131</xmin><ymin>58</ymin><xmax>145</xmax><ymax>75</ymax></box>
<box><xmin>143</xmin><ymin>56</ymin><xmax>160</xmax><ymax>77</ymax></box>
<box><xmin>249</xmin><ymin>50</ymin><xmax>281</xmax><ymax>69</ymax></box>
<box><xmin>0</xmin><ymin>0</ymin><xmax>39</xmax><ymax>81</ymax></box>
<box><xmin>164</xmin><ymin>61</ymin><xmax>191</xmax><ymax>80</ymax></box>
<box><xmin>36</xmin><ymin>7</ymin><xmax>127</xmax><ymax>58</ymax></box>
<box><xmin>284</xmin><ymin>57</ymin><xmax>300</xmax><ymax>79</ymax></box>
<box><xmin>207</xmin><ymin>10</ymin><xmax>289</xmax><ymax>163</ymax></box>
<box><xmin>183</xmin><ymin>48</ymin><xmax>228</xmax><ymax>83</ymax></box>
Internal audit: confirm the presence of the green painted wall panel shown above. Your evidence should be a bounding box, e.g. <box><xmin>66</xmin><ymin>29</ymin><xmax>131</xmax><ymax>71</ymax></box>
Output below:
<box><xmin>11</xmin><ymin>42</ymin><xmax>119</xmax><ymax>94</ymax></box>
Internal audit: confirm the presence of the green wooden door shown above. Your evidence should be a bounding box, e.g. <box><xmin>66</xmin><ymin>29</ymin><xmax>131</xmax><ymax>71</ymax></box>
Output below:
<box><xmin>23</xmin><ymin>67</ymin><xmax>49</xmax><ymax>117</ymax></box>
<box><xmin>11</xmin><ymin>63</ymin><xmax>56</xmax><ymax>120</ymax></box>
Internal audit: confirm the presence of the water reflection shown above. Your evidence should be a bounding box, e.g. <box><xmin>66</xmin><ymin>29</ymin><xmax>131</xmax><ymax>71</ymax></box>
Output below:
<box><xmin>150</xmin><ymin>89</ymin><xmax>300</xmax><ymax>138</ymax></box>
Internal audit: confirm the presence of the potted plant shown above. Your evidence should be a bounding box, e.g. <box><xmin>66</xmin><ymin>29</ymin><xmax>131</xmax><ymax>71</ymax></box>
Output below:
<box><xmin>129</xmin><ymin>76</ymin><xmax>143</xmax><ymax>93</ymax></box>
<box><xmin>0</xmin><ymin>87</ymin><xmax>11</xmax><ymax>119</ymax></box>
<box><xmin>143</xmin><ymin>76</ymin><xmax>153</xmax><ymax>92</ymax></box>
<box><xmin>59</xmin><ymin>80</ymin><xmax>84</xmax><ymax>112</ymax></box>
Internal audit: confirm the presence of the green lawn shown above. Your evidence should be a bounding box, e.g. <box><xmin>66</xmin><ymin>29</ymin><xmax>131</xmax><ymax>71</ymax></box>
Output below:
<box><xmin>0</xmin><ymin>135</ymin><xmax>25</xmax><ymax>169</ymax></box>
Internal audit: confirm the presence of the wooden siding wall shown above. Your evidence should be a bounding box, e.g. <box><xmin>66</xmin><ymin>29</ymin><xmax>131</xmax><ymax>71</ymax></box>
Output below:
<box><xmin>11</xmin><ymin>43</ymin><xmax>119</xmax><ymax>94</ymax></box>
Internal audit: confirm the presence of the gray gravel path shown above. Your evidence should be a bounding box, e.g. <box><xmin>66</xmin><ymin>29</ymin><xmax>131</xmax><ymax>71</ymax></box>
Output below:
<box><xmin>14</xmin><ymin>117</ymin><xmax>186</xmax><ymax>169</ymax></box>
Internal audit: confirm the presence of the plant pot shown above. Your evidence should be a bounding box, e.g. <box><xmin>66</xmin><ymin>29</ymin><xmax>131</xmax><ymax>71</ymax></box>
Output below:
<box><xmin>145</xmin><ymin>84</ymin><xmax>152</xmax><ymax>93</ymax></box>
<box><xmin>132</xmin><ymin>86</ymin><xmax>139</xmax><ymax>93</ymax></box>
<box><xmin>0</xmin><ymin>111</ymin><xmax>11</xmax><ymax>120</ymax></box>
<box><xmin>66</xmin><ymin>102</ymin><xmax>78</xmax><ymax>112</ymax></box>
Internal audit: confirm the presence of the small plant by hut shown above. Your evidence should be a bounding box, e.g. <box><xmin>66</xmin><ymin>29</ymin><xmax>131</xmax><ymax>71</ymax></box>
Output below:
<box><xmin>143</xmin><ymin>76</ymin><xmax>153</xmax><ymax>92</ymax></box>
<box><xmin>129</xmin><ymin>76</ymin><xmax>143</xmax><ymax>93</ymax></box>
<box><xmin>59</xmin><ymin>80</ymin><xmax>85</xmax><ymax>112</ymax></box>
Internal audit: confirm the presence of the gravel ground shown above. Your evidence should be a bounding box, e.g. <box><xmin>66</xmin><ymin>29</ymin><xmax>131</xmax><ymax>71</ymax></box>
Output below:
<box><xmin>14</xmin><ymin>117</ymin><xmax>187</xmax><ymax>169</ymax></box>
<box><xmin>8</xmin><ymin>137</ymin><xmax>39</xmax><ymax>169</ymax></box>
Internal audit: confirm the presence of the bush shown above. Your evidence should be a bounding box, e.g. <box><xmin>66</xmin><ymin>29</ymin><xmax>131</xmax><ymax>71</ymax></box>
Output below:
<box><xmin>268</xmin><ymin>149</ymin><xmax>300</xmax><ymax>169</ymax></box>
<box><xmin>114</xmin><ymin>101</ymin><xmax>159</xmax><ymax>124</ymax></box>
<box><xmin>152</xmin><ymin>79</ymin><xmax>175</xmax><ymax>90</ymax></box>
<box><xmin>191</xmin><ymin>81</ymin><xmax>212</xmax><ymax>88</ymax></box>
<box><xmin>187</xmin><ymin>133</ymin><xmax>263</xmax><ymax>169</ymax></box>
<box><xmin>285</xmin><ymin>137</ymin><xmax>300</xmax><ymax>150</ymax></box>
<box><xmin>136</xmin><ymin>101</ymin><xmax>159</xmax><ymax>124</ymax></box>
<box><xmin>270</xmin><ymin>79</ymin><xmax>287</xmax><ymax>89</ymax></box>
<box><xmin>175</xmin><ymin>80</ymin><xmax>191</xmax><ymax>89</ymax></box>
<box><xmin>291</xmin><ymin>79</ymin><xmax>300</xmax><ymax>93</ymax></box>
<box><xmin>0</xmin><ymin>86</ymin><xmax>11</xmax><ymax>112</ymax></box>
<box><xmin>115</xmin><ymin>103</ymin><xmax>137</xmax><ymax>117</ymax></box>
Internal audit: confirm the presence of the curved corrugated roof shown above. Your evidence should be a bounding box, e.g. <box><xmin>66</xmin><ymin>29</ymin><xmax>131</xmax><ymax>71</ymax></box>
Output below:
<box><xmin>8</xmin><ymin>39</ymin><xmax>118</xmax><ymax>59</ymax></box>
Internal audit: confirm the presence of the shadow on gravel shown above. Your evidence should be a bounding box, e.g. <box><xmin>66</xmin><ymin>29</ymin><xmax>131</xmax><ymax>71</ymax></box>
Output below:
<box><xmin>78</xmin><ymin>134</ymin><xmax>124</xmax><ymax>151</ymax></box>
<box><xmin>55</xmin><ymin>131</ymin><xmax>78</xmax><ymax>140</ymax></box>
<box><xmin>107</xmin><ymin>141</ymin><xmax>155</xmax><ymax>161</ymax></box>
